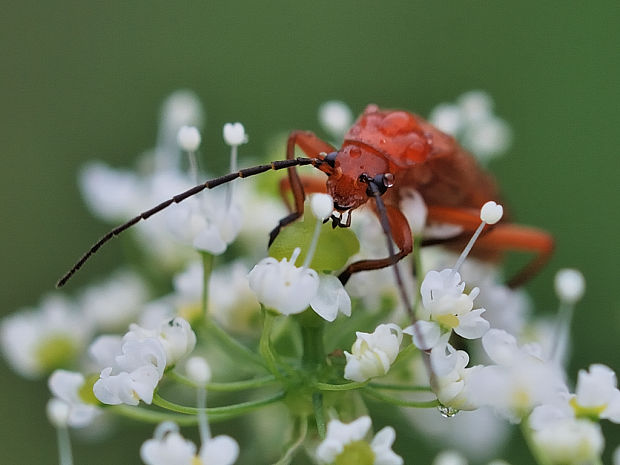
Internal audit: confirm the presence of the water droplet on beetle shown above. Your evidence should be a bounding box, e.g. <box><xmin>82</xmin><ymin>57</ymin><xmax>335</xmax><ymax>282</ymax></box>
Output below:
<box><xmin>438</xmin><ymin>405</ymin><xmax>460</xmax><ymax>418</ymax></box>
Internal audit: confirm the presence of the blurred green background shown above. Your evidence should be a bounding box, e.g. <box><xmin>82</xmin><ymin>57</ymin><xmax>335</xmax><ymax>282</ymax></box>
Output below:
<box><xmin>1</xmin><ymin>1</ymin><xmax>618</xmax><ymax>463</ymax></box>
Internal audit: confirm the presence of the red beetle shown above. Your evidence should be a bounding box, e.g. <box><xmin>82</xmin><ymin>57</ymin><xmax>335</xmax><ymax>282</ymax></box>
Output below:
<box><xmin>58</xmin><ymin>104</ymin><xmax>553</xmax><ymax>288</ymax></box>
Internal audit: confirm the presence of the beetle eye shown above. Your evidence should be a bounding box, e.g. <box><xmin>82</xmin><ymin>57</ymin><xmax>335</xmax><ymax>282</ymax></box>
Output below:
<box><xmin>382</xmin><ymin>173</ymin><xmax>395</xmax><ymax>188</ymax></box>
<box><xmin>324</xmin><ymin>151</ymin><xmax>338</xmax><ymax>168</ymax></box>
<box><xmin>358</xmin><ymin>173</ymin><xmax>370</xmax><ymax>183</ymax></box>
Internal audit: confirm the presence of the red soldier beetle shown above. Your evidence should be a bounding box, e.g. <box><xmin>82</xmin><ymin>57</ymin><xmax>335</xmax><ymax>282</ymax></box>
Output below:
<box><xmin>57</xmin><ymin>104</ymin><xmax>553</xmax><ymax>290</ymax></box>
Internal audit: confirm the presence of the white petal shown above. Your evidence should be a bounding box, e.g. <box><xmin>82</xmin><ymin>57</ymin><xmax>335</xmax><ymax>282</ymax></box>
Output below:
<box><xmin>200</xmin><ymin>435</ymin><xmax>239</xmax><ymax>465</ymax></box>
<box><xmin>193</xmin><ymin>224</ymin><xmax>227</xmax><ymax>255</ymax></box>
<box><xmin>404</xmin><ymin>321</ymin><xmax>441</xmax><ymax>350</ymax></box>
<box><xmin>454</xmin><ymin>308</ymin><xmax>490</xmax><ymax>339</ymax></box>
<box><xmin>371</xmin><ymin>426</ymin><xmax>403</xmax><ymax>465</ymax></box>
<box><xmin>310</xmin><ymin>274</ymin><xmax>351</xmax><ymax>322</ymax></box>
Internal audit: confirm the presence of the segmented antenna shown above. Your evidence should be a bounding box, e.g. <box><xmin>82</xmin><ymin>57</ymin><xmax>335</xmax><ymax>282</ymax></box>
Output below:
<box><xmin>57</xmin><ymin>157</ymin><xmax>319</xmax><ymax>287</ymax></box>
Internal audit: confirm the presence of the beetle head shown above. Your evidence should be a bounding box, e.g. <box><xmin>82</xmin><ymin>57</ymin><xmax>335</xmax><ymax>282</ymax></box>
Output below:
<box><xmin>323</xmin><ymin>145</ymin><xmax>392</xmax><ymax>212</ymax></box>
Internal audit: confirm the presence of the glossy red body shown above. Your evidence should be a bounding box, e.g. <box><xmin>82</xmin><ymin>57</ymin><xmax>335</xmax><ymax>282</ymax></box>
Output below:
<box><xmin>325</xmin><ymin>104</ymin><xmax>500</xmax><ymax>215</ymax></box>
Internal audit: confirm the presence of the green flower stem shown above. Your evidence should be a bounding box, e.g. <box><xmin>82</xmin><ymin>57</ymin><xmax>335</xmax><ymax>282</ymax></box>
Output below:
<box><xmin>362</xmin><ymin>386</ymin><xmax>439</xmax><ymax>408</ymax></box>
<box><xmin>260</xmin><ymin>307</ymin><xmax>284</xmax><ymax>379</ymax></box>
<box><xmin>315</xmin><ymin>381</ymin><xmax>368</xmax><ymax>391</ymax></box>
<box><xmin>167</xmin><ymin>371</ymin><xmax>277</xmax><ymax>391</ymax></box>
<box><xmin>296</xmin><ymin>310</ymin><xmax>325</xmax><ymax>370</ymax></box>
<box><xmin>274</xmin><ymin>416</ymin><xmax>308</xmax><ymax>465</ymax></box>
<box><xmin>520</xmin><ymin>419</ymin><xmax>553</xmax><ymax>465</ymax></box>
<box><xmin>56</xmin><ymin>425</ymin><xmax>73</xmax><ymax>465</ymax></box>
<box><xmin>313</xmin><ymin>392</ymin><xmax>326</xmax><ymax>439</ymax></box>
<box><xmin>368</xmin><ymin>383</ymin><xmax>432</xmax><ymax>392</ymax></box>
<box><xmin>152</xmin><ymin>391</ymin><xmax>285</xmax><ymax>417</ymax></box>
<box><xmin>111</xmin><ymin>405</ymin><xmax>199</xmax><ymax>425</ymax></box>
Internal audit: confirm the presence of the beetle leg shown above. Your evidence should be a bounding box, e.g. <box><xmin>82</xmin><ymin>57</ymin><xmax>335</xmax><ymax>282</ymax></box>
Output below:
<box><xmin>425</xmin><ymin>205</ymin><xmax>554</xmax><ymax>288</ymax></box>
<box><xmin>339</xmin><ymin>205</ymin><xmax>413</xmax><ymax>285</ymax></box>
<box><xmin>269</xmin><ymin>131</ymin><xmax>335</xmax><ymax>245</ymax></box>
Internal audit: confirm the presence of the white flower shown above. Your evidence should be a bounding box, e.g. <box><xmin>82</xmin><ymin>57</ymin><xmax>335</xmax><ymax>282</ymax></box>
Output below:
<box><xmin>47</xmin><ymin>398</ymin><xmax>71</xmax><ymax>428</ymax></box>
<box><xmin>318</xmin><ymin>100</ymin><xmax>353</xmax><ymax>139</ymax></box>
<box><xmin>141</xmin><ymin>422</ymin><xmax>196</xmax><ymax>465</ymax></box>
<box><xmin>569</xmin><ymin>364</ymin><xmax>620</xmax><ymax>422</ymax></box>
<box><xmin>480</xmin><ymin>201</ymin><xmax>503</xmax><ymax>225</ymax></box>
<box><xmin>554</xmin><ymin>268</ymin><xmax>585</xmax><ymax>304</ymax></box>
<box><xmin>429</xmin><ymin>103</ymin><xmax>463</xmax><ymax>136</ymax></box>
<box><xmin>430</xmin><ymin>343</ymin><xmax>480</xmax><ymax>411</ymax></box>
<box><xmin>310</xmin><ymin>193</ymin><xmax>334</xmax><ymax>221</ymax></box>
<box><xmin>177</xmin><ymin>125</ymin><xmax>201</xmax><ymax>152</ymax></box>
<box><xmin>532</xmin><ymin>418</ymin><xmax>603</xmax><ymax>465</ymax></box>
<box><xmin>344</xmin><ymin>324</ymin><xmax>402</xmax><ymax>382</ymax></box>
<box><xmin>185</xmin><ymin>356</ymin><xmax>212</xmax><ymax>386</ymax></box>
<box><xmin>1</xmin><ymin>295</ymin><xmax>92</xmax><ymax>379</ymax></box>
<box><xmin>127</xmin><ymin>317</ymin><xmax>196</xmax><ymax>367</ymax></box>
<box><xmin>79</xmin><ymin>269</ymin><xmax>150</xmax><ymax>332</ymax></box>
<box><xmin>468</xmin><ymin>329</ymin><xmax>566</xmax><ymax>422</ymax></box>
<box><xmin>223</xmin><ymin>122</ymin><xmax>248</xmax><ymax>146</ymax></box>
<box><xmin>48</xmin><ymin>370</ymin><xmax>100</xmax><ymax>428</ymax></box>
<box><xmin>432</xmin><ymin>450</ymin><xmax>468</xmax><ymax>465</ymax></box>
<box><xmin>248</xmin><ymin>248</ymin><xmax>319</xmax><ymax>315</ymax></box>
<box><xmin>420</xmin><ymin>269</ymin><xmax>489</xmax><ymax>340</ymax></box>
<box><xmin>165</xmin><ymin>193</ymin><xmax>243</xmax><ymax>256</ymax></box>
<box><xmin>91</xmin><ymin>330</ymin><xmax>167</xmax><ymax>406</ymax></box>
<box><xmin>316</xmin><ymin>416</ymin><xmax>402</xmax><ymax>465</ymax></box>
<box><xmin>198</xmin><ymin>435</ymin><xmax>239</xmax><ymax>465</ymax></box>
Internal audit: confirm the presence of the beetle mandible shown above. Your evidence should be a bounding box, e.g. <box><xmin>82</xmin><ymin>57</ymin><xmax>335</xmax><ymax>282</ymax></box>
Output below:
<box><xmin>57</xmin><ymin>104</ymin><xmax>553</xmax><ymax>288</ymax></box>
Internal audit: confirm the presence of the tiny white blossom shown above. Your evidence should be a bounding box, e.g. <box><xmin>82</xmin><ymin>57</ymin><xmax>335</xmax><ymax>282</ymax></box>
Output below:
<box><xmin>47</xmin><ymin>398</ymin><xmax>71</xmax><ymax>428</ymax></box>
<box><xmin>248</xmin><ymin>248</ymin><xmax>319</xmax><ymax>315</ymax></box>
<box><xmin>1</xmin><ymin>295</ymin><xmax>92</xmax><ymax>379</ymax></box>
<box><xmin>480</xmin><ymin>201</ymin><xmax>503</xmax><ymax>225</ymax></box>
<box><xmin>79</xmin><ymin>269</ymin><xmax>150</xmax><ymax>332</ymax></box>
<box><xmin>185</xmin><ymin>356</ymin><xmax>212</xmax><ymax>386</ymax></box>
<box><xmin>141</xmin><ymin>422</ymin><xmax>196</xmax><ymax>465</ymax></box>
<box><xmin>310</xmin><ymin>193</ymin><xmax>334</xmax><ymax>221</ymax></box>
<box><xmin>532</xmin><ymin>418</ymin><xmax>603</xmax><ymax>465</ymax></box>
<box><xmin>126</xmin><ymin>318</ymin><xmax>196</xmax><ymax>367</ymax></box>
<box><xmin>554</xmin><ymin>268</ymin><xmax>585</xmax><ymax>304</ymax></box>
<box><xmin>344</xmin><ymin>324</ymin><xmax>403</xmax><ymax>382</ymax></box>
<box><xmin>177</xmin><ymin>125</ymin><xmax>201</xmax><ymax>152</ymax></box>
<box><xmin>199</xmin><ymin>435</ymin><xmax>239</xmax><ymax>465</ymax></box>
<box><xmin>430</xmin><ymin>342</ymin><xmax>481</xmax><ymax>411</ymax></box>
<box><xmin>318</xmin><ymin>100</ymin><xmax>353</xmax><ymax>139</ymax></box>
<box><xmin>317</xmin><ymin>416</ymin><xmax>402</xmax><ymax>465</ymax></box>
<box><xmin>223</xmin><ymin>122</ymin><xmax>248</xmax><ymax>146</ymax></box>
<box><xmin>573</xmin><ymin>364</ymin><xmax>620</xmax><ymax>422</ymax></box>
<box><xmin>432</xmin><ymin>450</ymin><xmax>468</xmax><ymax>465</ymax></box>
<box><xmin>468</xmin><ymin>329</ymin><xmax>566</xmax><ymax>422</ymax></box>
<box><xmin>48</xmin><ymin>370</ymin><xmax>100</xmax><ymax>428</ymax></box>
<box><xmin>429</xmin><ymin>103</ymin><xmax>463</xmax><ymax>136</ymax></box>
<box><xmin>420</xmin><ymin>269</ymin><xmax>489</xmax><ymax>339</ymax></box>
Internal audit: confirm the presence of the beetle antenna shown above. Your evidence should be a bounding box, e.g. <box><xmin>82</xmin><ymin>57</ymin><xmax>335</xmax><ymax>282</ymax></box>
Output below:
<box><xmin>57</xmin><ymin>157</ymin><xmax>319</xmax><ymax>288</ymax></box>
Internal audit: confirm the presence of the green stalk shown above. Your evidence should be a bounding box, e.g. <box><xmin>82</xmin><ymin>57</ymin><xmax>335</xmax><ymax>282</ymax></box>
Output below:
<box><xmin>368</xmin><ymin>383</ymin><xmax>432</xmax><ymax>392</ymax></box>
<box><xmin>167</xmin><ymin>371</ymin><xmax>277</xmax><ymax>391</ymax></box>
<box><xmin>152</xmin><ymin>391</ymin><xmax>285</xmax><ymax>417</ymax></box>
<box><xmin>313</xmin><ymin>392</ymin><xmax>326</xmax><ymax>438</ymax></box>
<box><xmin>274</xmin><ymin>416</ymin><xmax>308</xmax><ymax>465</ymax></box>
<box><xmin>315</xmin><ymin>381</ymin><xmax>368</xmax><ymax>391</ymax></box>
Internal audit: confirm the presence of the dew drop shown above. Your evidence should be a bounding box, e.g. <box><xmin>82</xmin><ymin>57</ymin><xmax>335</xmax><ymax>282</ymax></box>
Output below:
<box><xmin>437</xmin><ymin>405</ymin><xmax>460</xmax><ymax>418</ymax></box>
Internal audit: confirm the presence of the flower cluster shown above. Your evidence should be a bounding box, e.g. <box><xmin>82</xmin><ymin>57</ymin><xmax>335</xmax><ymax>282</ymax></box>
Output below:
<box><xmin>1</xmin><ymin>93</ymin><xmax>615</xmax><ymax>465</ymax></box>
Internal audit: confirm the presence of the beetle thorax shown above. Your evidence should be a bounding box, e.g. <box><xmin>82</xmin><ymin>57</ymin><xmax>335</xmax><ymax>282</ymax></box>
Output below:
<box><xmin>326</xmin><ymin>144</ymin><xmax>390</xmax><ymax>212</ymax></box>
